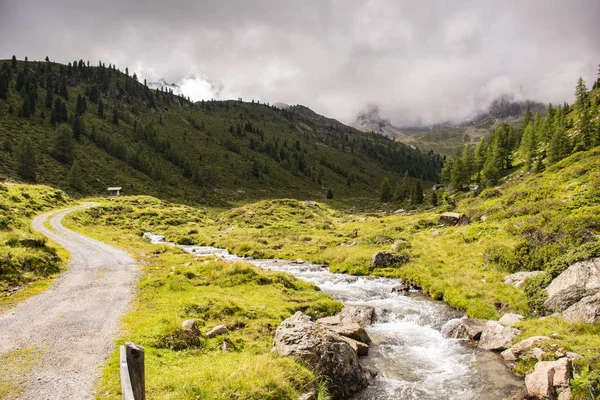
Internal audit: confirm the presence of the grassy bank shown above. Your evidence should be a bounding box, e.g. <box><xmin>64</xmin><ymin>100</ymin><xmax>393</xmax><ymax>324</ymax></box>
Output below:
<box><xmin>0</xmin><ymin>184</ymin><xmax>71</xmax><ymax>310</ymax></box>
<box><xmin>64</xmin><ymin>211</ymin><xmax>340</xmax><ymax>400</ymax></box>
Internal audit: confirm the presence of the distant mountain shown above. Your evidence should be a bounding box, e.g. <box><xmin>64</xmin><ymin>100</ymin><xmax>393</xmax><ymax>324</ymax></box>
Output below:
<box><xmin>395</xmin><ymin>96</ymin><xmax>546</xmax><ymax>156</ymax></box>
<box><xmin>351</xmin><ymin>104</ymin><xmax>407</xmax><ymax>139</ymax></box>
<box><xmin>146</xmin><ymin>78</ymin><xmax>181</xmax><ymax>93</ymax></box>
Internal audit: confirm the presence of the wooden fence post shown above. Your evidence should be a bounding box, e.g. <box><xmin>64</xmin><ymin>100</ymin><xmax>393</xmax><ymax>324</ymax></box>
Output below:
<box><xmin>120</xmin><ymin>342</ymin><xmax>145</xmax><ymax>400</ymax></box>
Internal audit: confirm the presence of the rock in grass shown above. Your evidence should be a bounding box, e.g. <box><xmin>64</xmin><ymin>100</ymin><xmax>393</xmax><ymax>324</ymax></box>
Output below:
<box><xmin>273</xmin><ymin>312</ymin><xmax>369</xmax><ymax>399</ymax></box>
<box><xmin>508</xmin><ymin>336</ymin><xmax>551</xmax><ymax>360</ymax></box>
<box><xmin>206</xmin><ymin>324</ymin><xmax>228</xmax><ymax>338</ymax></box>
<box><xmin>504</xmin><ymin>271</ymin><xmax>545</xmax><ymax>288</ymax></box>
<box><xmin>561</xmin><ymin>292</ymin><xmax>600</xmax><ymax>323</ymax></box>
<box><xmin>439</xmin><ymin>212</ymin><xmax>470</xmax><ymax>227</ymax></box>
<box><xmin>498</xmin><ymin>313</ymin><xmax>524</xmax><ymax>327</ymax></box>
<box><xmin>478</xmin><ymin>321</ymin><xmax>522</xmax><ymax>351</ymax></box>
<box><xmin>181</xmin><ymin>319</ymin><xmax>200</xmax><ymax>340</ymax></box>
<box><xmin>371</xmin><ymin>251</ymin><xmax>403</xmax><ymax>268</ymax></box>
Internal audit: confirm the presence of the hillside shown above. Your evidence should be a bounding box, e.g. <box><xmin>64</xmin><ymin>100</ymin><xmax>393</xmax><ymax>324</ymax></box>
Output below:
<box><xmin>0</xmin><ymin>57</ymin><xmax>443</xmax><ymax>206</ymax></box>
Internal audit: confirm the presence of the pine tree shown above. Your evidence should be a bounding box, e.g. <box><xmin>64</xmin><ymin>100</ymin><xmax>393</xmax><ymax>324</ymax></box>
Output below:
<box><xmin>21</xmin><ymin>97</ymin><xmax>31</xmax><ymax>118</ymax></box>
<box><xmin>112</xmin><ymin>108</ymin><xmax>118</xmax><ymax>125</ymax></box>
<box><xmin>51</xmin><ymin>125</ymin><xmax>75</xmax><ymax>163</ymax></box>
<box><xmin>326</xmin><ymin>188</ymin><xmax>333</xmax><ymax>199</ymax></box>
<box><xmin>462</xmin><ymin>143</ymin><xmax>475</xmax><ymax>179</ymax></box>
<box><xmin>440</xmin><ymin>159</ymin><xmax>454</xmax><ymax>185</ymax></box>
<box><xmin>575</xmin><ymin>77</ymin><xmax>588</xmax><ymax>111</ymax></box>
<box><xmin>474</xmin><ymin>138</ymin><xmax>487</xmax><ymax>174</ymax></box>
<box><xmin>67</xmin><ymin>160</ymin><xmax>83</xmax><ymax>190</ymax></box>
<box><xmin>547</xmin><ymin>127</ymin><xmax>572</xmax><ymax>165</ymax></box>
<box><xmin>394</xmin><ymin>171</ymin><xmax>410</xmax><ymax>201</ymax></box>
<box><xmin>431</xmin><ymin>190</ymin><xmax>438</xmax><ymax>207</ymax></box>
<box><xmin>98</xmin><ymin>98</ymin><xmax>104</xmax><ymax>118</ymax></box>
<box><xmin>11</xmin><ymin>55</ymin><xmax>17</xmax><ymax>69</ymax></box>
<box><xmin>15</xmin><ymin>137</ymin><xmax>37</xmax><ymax>181</ymax></box>
<box><xmin>379</xmin><ymin>177</ymin><xmax>393</xmax><ymax>202</ymax></box>
<box><xmin>72</xmin><ymin>116</ymin><xmax>86</xmax><ymax>140</ymax></box>
<box><xmin>412</xmin><ymin>181</ymin><xmax>424</xmax><ymax>204</ymax></box>
<box><xmin>520</xmin><ymin>125</ymin><xmax>537</xmax><ymax>171</ymax></box>
<box><xmin>523</xmin><ymin>104</ymin><xmax>533</xmax><ymax>127</ymax></box>
<box><xmin>450</xmin><ymin>157</ymin><xmax>469</xmax><ymax>190</ymax></box>
<box><xmin>45</xmin><ymin>88</ymin><xmax>53</xmax><ymax>108</ymax></box>
<box><xmin>0</xmin><ymin>72</ymin><xmax>8</xmax><ymax>100</ymax></box>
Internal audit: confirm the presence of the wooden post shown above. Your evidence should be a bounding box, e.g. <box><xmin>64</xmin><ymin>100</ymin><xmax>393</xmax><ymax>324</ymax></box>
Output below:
<box><xmin>120</xmin><ymin>342</ymin><xmax>145</xmax><ymax>400</ymax></box>
<box><xmin>126</xmin><ymin>342</ymin><xmax>145</xmax><ymax>400</ymax></box>
<box><xmin>120</xmin><ymin>346</ymin><xmax>134</xmax><ymax>400</ymax></box>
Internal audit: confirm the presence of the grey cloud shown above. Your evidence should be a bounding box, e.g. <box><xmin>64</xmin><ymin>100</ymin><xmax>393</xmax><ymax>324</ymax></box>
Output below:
<box><xmin>1</xmin><ymin>0</ymin><xmax>598</xmax><ymax>126</ymax></box>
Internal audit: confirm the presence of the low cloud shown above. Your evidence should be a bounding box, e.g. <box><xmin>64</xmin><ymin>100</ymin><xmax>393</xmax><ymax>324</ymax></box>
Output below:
<box><xmin>1</xmin><ymin>0</ymin><xmax>598</xmax><ymax>126</ymax></box>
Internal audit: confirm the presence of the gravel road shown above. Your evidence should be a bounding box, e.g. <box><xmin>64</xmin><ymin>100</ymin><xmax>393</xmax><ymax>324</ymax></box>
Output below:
<box><xmin>0</xmin><ymin>204</ymin><xmax>138</xmax><ymax>399</ymax></box>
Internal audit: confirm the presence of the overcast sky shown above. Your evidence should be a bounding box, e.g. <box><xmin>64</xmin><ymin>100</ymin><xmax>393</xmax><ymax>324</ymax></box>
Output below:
<box><xmin>1</xmin><ymin>0</ymin><xmax>598</xmax><ymax>126</ymax></box>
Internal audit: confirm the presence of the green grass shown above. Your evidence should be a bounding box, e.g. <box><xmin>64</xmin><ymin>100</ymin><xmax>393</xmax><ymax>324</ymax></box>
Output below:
<box><xmin>0</xmin><ymin>184</ymin><xmax>72</xmax><ymax>306</ymax></box>
<box><xmin>63</xmin><ymin>214</ymin><xmax>339</xmax><ymax>400</ymax></box>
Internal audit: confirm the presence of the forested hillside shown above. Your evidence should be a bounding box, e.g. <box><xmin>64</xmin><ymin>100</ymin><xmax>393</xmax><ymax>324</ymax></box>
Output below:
<box><xmin>440</xmin><ymin>74</ymin><xmax>600</xmax><ymax>191</ymax></box>
<box><xmin>0</xmin><ymin>57</ymin><xmax>443</xmax><ymax>206</ymax></box>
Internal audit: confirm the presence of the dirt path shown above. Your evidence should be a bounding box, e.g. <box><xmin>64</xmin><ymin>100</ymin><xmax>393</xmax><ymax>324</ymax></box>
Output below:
<box><xmin>0</xmin><ymin>204</ymin><xmax>138</xmax><ymax>399</ymax></box>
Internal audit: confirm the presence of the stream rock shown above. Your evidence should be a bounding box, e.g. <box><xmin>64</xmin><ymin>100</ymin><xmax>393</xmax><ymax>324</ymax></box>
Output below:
<box><xmin>478</xmin><ymin>321</ymin><xmax>522</xmax><ymax>351</ymax></box>
<box><xmin>273</xmin><ymin>312</ymin><xmax>370</xmax><ymax>399</ymax></box>
<box><xmin>544</xmin><ymin>258</ymin><xmax>600</xmax><ymax>313</ymax></box>
<box><xmin>504</xmin><ymin>271</ymin><xmax>545</xmax><ymax>288</ymax></box>
<box><xmin>317</xmin><ymin>319</ymin><xmax>371</xmax><ymax>344</ymax></box>
<box><xmin>442</xmin><ymin>318</ymin><xmax>486</xmax><ymax>340</ymax></box>
<box><xmin>525</xmin><ymin>358</ymin><xmax>572</xmax><ymax>399</ymax></box>
<box><xmin>502</xmin><ymin>336</ymin><xmax>551</xmax><ymax>361</ymax></box>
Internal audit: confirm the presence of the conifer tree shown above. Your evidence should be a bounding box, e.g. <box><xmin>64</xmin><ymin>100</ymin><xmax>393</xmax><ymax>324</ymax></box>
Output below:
<box><xmin>15</xmin><ymin>137</ymin><xmax>37</xmax><ymax>181</ymax></box>
<box><xmin>379</xmin><ymin>177</ymin><xmax>393</xmax><ymax>202</ymax></box>
<box><xmin>45</xmin><ymin>88</ymin><xmax>53</xmax><ymax>108</ymax></box>
<box><xmin>547</xmin><ymin>127</ymin><xmax>572</xmax><ymax>165</ymax></box>
<box><xmin>112</xmin><ymin>108</ymin><xmax>118</xmax><ymax>125</ymax></box>
<box><xmin>326</xmin><ymin>188</ymin><xmax>333</xmax><ymax>199</ymax></box>
<box><xmin>523</xmin><ymin>104</ymin><xmax>533</xmax><ymax>127</ymax></box>
<box><xmin>440</xmin><ymin>159</ymin><xmax>454</xmax><ymax>185</ymax></box>
<box><xmin>394</xmin><ymin>171</ymin><xmax>410</xmax><ymax>201</ymax></box>
<box><xmin>431</xmin><ymin>190</ymin><xmax>438</xmax><ymax>207</ymax></box>
<box><xmin>98</xmin><ymin>98</ymin><xmax>104</xmax><ymax>118</ymax></box>
<box><xmin>67</xmin><ymin>160</ymin><xmax>83</xmax><ymax>190</ymax></box>
<box><xmin>450</xmin><ymin>157</ymin><xmax>469</xmax><ymax>190</ymax></box>
<box><xmin>72</xmin><ymin>116</ymin><xmax>86</xmax><ymax>140</ymax></box>
<box><xmin>52</xmin><ymin>125</ymin><xmax>75</xmax><ymax>163</ymax></box>
<box><xmin>0</xmin><ymin>72</ymin><xmax>8</xmax><ymax>100</ymax></box>
<box><xmin>11</xmin><ymin>55</ymin><xmax>17</xmax><ymax>69</ymax></box>
<box><xmin>474</xmin><ymin>138</ymin><xmax>487</xmax><ymax>174</ymax></box>
<box><xmin>411</xmin><ymin>181</ymin><xmax>424</xmax><ymax>204</ymax></box>
<box><xmin>462</xmin><ymin>143</ymin><xmax>475</xmax><ymax>179</ymax></box>
<box><xmin>21</xmin><ymin>97</ymin><xmax>31</xmax><ymax>118</ymax></box>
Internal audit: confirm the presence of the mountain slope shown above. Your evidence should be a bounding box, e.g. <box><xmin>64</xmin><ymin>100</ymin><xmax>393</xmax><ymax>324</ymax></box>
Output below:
<box><xmin>0</xmin><ymin>58</ymin><xmax>443</xmax><ymax>206</ymax></box>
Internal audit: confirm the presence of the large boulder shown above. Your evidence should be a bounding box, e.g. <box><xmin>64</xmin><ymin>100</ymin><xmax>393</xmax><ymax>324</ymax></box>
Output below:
<box><xmin>478</xmin><ymin>321</ymin><xmax>522</xmax><ymax>351</ymax></box>
<box><xmin>317</xmin><ymin>320</ymin><xmax>371</xmax><ymax>344</ymax></box>
<box><xmin>544</xmin><ymin>258</ymin><xmax>600</xmax><ymax>312</ymax></box>
<box><xmin>273</xmin><ymin>312</ymin><xmax>370</xmax><ymax>399</ymax></box>
<box><xmin>439</xmin><ymin>212</ymin><xmax>470</xmax><ymax>227</ymax></box>
<box><xmin>525</xmin><ymin>358</ymin><xmax>572</xmax><ymax>399</ymax></box>
<box><xmin>504</xmin><ymin>271</ymin><xmax>545</xmax><ymax>288</ymax></box>
<box><xmin>371</xmin><ymin>252</ymin><xmax>402</xmax><ymax>268</ymax></box>
<box><xmin>561</xmin><ymin>292</ymin><xmax>600</xmax><ymax>323</ymax></box>
<box><xmin>442</xmin><ymin>318</ymin><xmax>486</xmax><ymax>340</ymax></box>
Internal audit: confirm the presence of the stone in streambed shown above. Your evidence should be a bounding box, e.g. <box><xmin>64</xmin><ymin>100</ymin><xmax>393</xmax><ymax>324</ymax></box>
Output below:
<box><xmin>478</xmin><ymin>321</ymin><xmax>522</xmax><ymax>351</ymax></box>
<box><xmin>442</xmin><ymin>318</ymin><xmax>486</xmax><ymax>340</ymax></box>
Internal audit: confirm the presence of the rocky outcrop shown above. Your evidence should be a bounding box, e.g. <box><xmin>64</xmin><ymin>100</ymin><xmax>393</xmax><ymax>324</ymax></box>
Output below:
<box><xmin>439</xmin><ymin>212</ymin><xmax>470</xmax><ymax>227</ymax></box>
<box><xmin>544</xmin><ymin>258</ymin><xmax>600</xmax><ymax>313</ymax></box>
<box><xmin>561</xmin><ymin>291</ymin><xmax>600</xmax><ymax>323</ymax></box>
<box><xmin>525</xmin><ymin>358</ymin><xmax>572</xmax><ymax>400</ymax></box>
<box><xmin>478</xmin><ymin>321</ymin><xmax>522</xmax><ymax>351</ymax></box>
<box><xmin>504</xmin><ymin>271</ymin><xmax>545</xmax><ymax>288</ymax></box>
<box><xmin>371</xmin><ymin>252</ymin><xmax>402</xmax><ymax>268</ymax></box>
<box><xmin>273</xmin><ymin>312</ymin><xmax>370</xmax><ymax>399</ymax></box>
<box><xmin>442</xmin><ymin>318</ymin><xmax>486</xmax><ymax>340</ymax></box>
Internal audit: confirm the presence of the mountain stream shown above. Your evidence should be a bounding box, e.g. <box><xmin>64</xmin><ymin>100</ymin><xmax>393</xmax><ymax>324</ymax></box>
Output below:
<box><xmin>144</xmin><ymin>233</ymin><xmax>524</xmax><ymax>399</ymax></box>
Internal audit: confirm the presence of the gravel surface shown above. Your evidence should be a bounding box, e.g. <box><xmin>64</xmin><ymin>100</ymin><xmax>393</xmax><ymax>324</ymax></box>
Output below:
<box><xmin>0</xmin><ymin>204</ymin><xmax>138</xmax><ymax>399</ymax></box>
